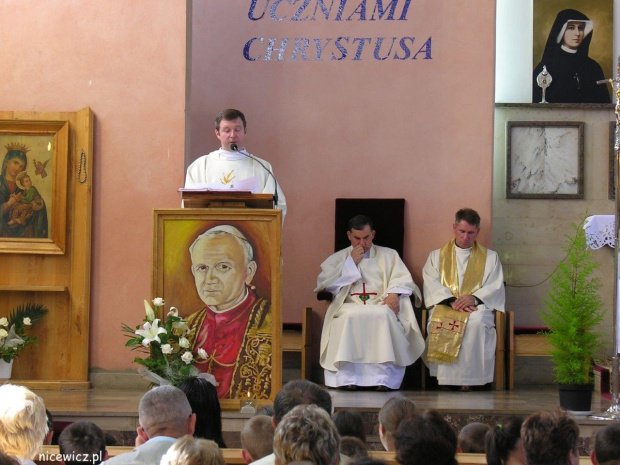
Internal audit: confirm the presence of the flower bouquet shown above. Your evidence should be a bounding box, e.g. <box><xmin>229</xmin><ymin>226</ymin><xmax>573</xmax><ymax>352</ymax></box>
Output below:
<box><xmin>0</xmin><ymin>303</ymin><xmax>48</xmax><ymax>363</ymax></box>
<box><xmin>122</xmin><ymin>298</ymin><xmax>209</xmax><ymax>387</ymax></box>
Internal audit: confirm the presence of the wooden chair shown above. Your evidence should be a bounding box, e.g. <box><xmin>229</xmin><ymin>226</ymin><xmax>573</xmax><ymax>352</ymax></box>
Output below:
<box><xmin>506</xmin><ymin>310</ymin><xmax>551</xmax><ymax>390</ymax></box>
<box><xmin>420</xmin><ymin>309</ymin><xmax>506</xmax><ymax>390</ymax></box>
<box><xmin>282</xmin><ymin>307</ymin><xmax>313</xmax><ymax>380</ymax></box>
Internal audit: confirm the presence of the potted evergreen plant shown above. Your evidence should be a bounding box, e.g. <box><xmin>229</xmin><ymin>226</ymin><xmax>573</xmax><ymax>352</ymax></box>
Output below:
<box><xmin>540</xmin><ymin>219</ymin><xmax>605</xmax><ymax>412</ymax></box>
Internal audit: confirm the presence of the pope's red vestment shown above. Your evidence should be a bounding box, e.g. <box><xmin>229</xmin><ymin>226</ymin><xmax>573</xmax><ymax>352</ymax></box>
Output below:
<box><xmin>186</xmin><ymin>288</ymin><xmax>272</xmax><ymax>399</ymax></box>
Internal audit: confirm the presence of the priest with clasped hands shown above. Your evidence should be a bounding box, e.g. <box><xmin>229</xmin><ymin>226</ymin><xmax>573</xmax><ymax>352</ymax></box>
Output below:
<box><xmin>422</xmin><ymin>208</ymin><xmax>505</xmax><ymax>391</ymax></box>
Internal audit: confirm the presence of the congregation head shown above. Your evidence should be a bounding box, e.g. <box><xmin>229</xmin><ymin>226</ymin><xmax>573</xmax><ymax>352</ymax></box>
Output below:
<box><xmin>160</xmin><ymin>435</ymin><xmax>225</xmax><ymax>465</ymax></box>
<box><xmin>485</xmin><ymin>415</ymin><xmax>525</xmax><ymax>465</ymax></box>
<box><xmin>178</xmin><ymin>377</ymin><xmax>226</xmax><ymax>448</ymax></box>
<box><xmin>137</xmin><ymin>385</ymin><xmax>194</xmax><ymax>439</ymax></box>
<box><xmin>273</xmin><ymin>380</ymin><xmax>332</xmax><ymax>425</ymax></box>
<box><xmin>394</xmin><ymin>409</ymin><xmax>458</xmax><ymax>465</ymax></box>
<box><xmin>240</xmin><ymin>415</ymin><xmax>274</xmax><ymax>463</ymax></box>
<box><xmin>0</xmin><ymin>384</ymin><xmax>49</xmax><ymax>460</ymax></box>
<box><xmin>332</xmin><ymin>409</ymin><xmax>366</xmax><ymax>443</ymax></box>
<box><xmin>339</xmin><ymin>436</ymin><xmax>368</xmax><ymax>459</ymax></box>
<box><xmin>58</xmin><ymin>421</ymin><xmax>108</xmax><ymax>465</ymax></box>
<box><xmin>273</xmin><ymin>404</ymin><xmax>340</xmax><ymax>465</ymax></box>
<box><xmin>0</xmin><ymin>451</ymin><xmax>20</xmax><ymax>465</ymax></box>
<box><xmin>592</xmin><ymin>423</ymin><xmax>620</xmax><ymax>465</ymax></box>
<box><xmin>521</xmin><ymin>409</ymin><xmax>579</xmax><ymax>465</ymax></box>
<box><xmin>378</xmin><ymin>396</ymin><xmax>416</xmax><ymax>452</ymax></box>
<box><xmin>458</xmin><ymin>422</ymin><xmax>491</xmax><ymax>454</ymax></box>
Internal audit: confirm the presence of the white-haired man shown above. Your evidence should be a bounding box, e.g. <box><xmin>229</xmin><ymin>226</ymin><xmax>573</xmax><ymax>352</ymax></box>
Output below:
<box><xmin>186</xmin><ymin>224</ymin><xmax>272</xmax><ymax>399</ymax></box>
<box><xmin>0</xmin><ymin>384</ymin><xmax>49</xmax><ymax>465</ymax></box>
<box><xmin>104</xmin><ymin>386</ymin><xmax>195</xmax><ymax>465</ymax></box>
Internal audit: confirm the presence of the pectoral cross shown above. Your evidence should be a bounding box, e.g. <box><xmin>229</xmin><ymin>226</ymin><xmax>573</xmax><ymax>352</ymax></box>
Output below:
<box><xmin>351</xmin><ymin>283</ymin><xmax>377</xmax><ymax>304</ymax></box>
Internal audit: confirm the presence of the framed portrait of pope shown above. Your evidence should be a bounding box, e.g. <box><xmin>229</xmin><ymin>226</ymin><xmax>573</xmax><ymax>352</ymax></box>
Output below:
<box><xmin>153</xmin><ymin>208</ymin><xmax>282</xmax><ymax>407</ymax></box>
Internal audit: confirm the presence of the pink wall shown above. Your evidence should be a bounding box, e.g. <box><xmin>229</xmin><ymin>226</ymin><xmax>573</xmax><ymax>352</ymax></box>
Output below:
<box><xmin>3</xmin><ymin>0</ymin><xmax>496</xmax><ymax>373</ymax></box>
<box><xmin>1</xmin><ymin>1</ymin><xmax>187</xmax><ymax>370</ymax></box>
<box><xmin>189</xmin><ymin>1</ymin><xmax>497</xmax><ymax>328</ymax></box>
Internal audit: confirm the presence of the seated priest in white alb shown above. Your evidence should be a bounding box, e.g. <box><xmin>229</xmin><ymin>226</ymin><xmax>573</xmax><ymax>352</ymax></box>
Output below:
<box><xmin>315</xmin><ymin>214</ymin><xmax>425</xmax><ymax>391</ymax></box>
<box><xmin>422</xmin><ymin>208</ymin><xmax>505</xmax><ymax>391</ymax></box>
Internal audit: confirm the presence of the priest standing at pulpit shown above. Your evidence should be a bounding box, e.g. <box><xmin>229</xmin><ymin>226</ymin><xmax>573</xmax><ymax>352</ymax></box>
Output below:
<box><xmin>315</xmin><ymin>215</ymin><xmax>425</xmax><ymax>390</ymax></box>
<box><xmin>184</xmin><ymin>108</ymin><xmax>287</xmax><ymax>220</ymax></box>
<box><xmin>422</xmin><ymin>208</ymin><xmax>505</xmax><ymax>391</ymax></box>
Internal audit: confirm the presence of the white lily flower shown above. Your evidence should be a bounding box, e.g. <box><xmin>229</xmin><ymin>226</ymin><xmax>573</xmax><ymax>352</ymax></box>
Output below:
<box><xmin>181</xmin><ymin>351</ymin><xmax>194</xmax><ymax>364</ymax></box>
<box><xmin>197</xmin><ymin>348</ymin><xmax>208</xmax><ymax>359</ymax></box>
<box><xmin>172</xmin><ymin>320</ymin><xmax>188</xmax><ymax>332</ymax></box>
<box><xmin>0</xmin><ymin>329</ymin><xmax>7</xmax><ymax>339</ymax></box>
<box><xmin>23</xmin><ymin>317</ymin><xmax>31</xmax><ymax>326</ymax></box>
<box><xmin>135</xmin><ymin>319</ymin><xmax>167</xmax><ymax>347</ymax></box>
<box><xmin>167</xmin><ymin>307</ymin><xmax>179</xmax><ymax>317</ymax></box>
<box><xmin>0</xmin><ymin>317</ymin><xmax>8</xmax><ymax>327</ymax></box>
<box><xmin>0</xmin><ymin>325</ymin><xmax>25</xmax><ymax>348</ymax></box>
<box><xmin>179</xmin><ymin>337</ymin><xmax>190</xmax><ymax>349</ymax></box>
<box><xmin>161</xmin><ymin>344</ymin><xmax>173</xmax><ymax>355</ymax></box>
<box><xmin>152</xmin><ymin>297</ymin><xmax>165</xmax><ymax>307</ymax></box>
<box><xmin>143</xmin><ymin>300</ymin><xmax>155</xmax><ymax>322</ymax></box>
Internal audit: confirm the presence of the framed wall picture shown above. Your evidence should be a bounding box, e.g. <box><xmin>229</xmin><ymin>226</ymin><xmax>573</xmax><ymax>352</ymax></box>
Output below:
<box><xmin>610</xmin><ymin>121</ymin><xmax>617</xmax><ymax>200</ymax></box>
<box><xmin>506</xmin><ymin>121</ymin><xmax>584</xmax><ymax>199</ymax></box>
<box><xmin>0</xmin><ymin>120</ymin><xmax>69</xmax><ymax>254</ymax></box>
<box><xmin>532</xmin><ymin>0</ymin><xmax>613</xmax><ymax>104</ymax></box>
<box><xmin>153</xmin><ymin>208</ymin><xmax>282</xmax><ymax>408</ymax></box>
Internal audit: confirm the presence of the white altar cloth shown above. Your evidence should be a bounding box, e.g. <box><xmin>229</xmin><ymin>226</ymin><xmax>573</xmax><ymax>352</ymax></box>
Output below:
<box><xmin>584</xmin><ymin>214</ymin><xmax>619</xmax><ymax>354</ymax></box>
<box><xmin>584</xmin><ymin>215</ymin><xmax>615</xmax><ymax>249</ymax></box>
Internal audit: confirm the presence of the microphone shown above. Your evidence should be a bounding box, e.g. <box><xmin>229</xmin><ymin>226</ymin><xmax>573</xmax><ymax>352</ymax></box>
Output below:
<box><xmin>229</xmin><ymin>144</ymin><xmax>279</xmax><ymax>206</ymax></box>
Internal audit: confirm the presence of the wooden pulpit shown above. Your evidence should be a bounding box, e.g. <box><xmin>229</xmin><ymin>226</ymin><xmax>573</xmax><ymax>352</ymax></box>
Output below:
<box><xmin>179</xmin><ymin>189</ymin><xmax>274</xmax><ymax>209</ymax></box>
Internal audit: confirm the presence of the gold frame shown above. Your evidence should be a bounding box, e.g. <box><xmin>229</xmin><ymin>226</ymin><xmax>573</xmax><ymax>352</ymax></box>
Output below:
<box><xmin>0</xmin><ymin>119</ymin><xmax>69</xmax><ymax>254</ymax></box>
<box><xmin>152</xmin><ymin>208</ymin><xmax>282</xmax><ymax>409</ymax></box>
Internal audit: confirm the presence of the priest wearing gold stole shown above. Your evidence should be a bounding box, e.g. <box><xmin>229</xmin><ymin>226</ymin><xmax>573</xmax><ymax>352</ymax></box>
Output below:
<box><xmin>422</xmin><ymin>208</ymin><xmax>505</xmax><ymax>390</ymax></box>
<box><xmin>316</xmin><ymin>215</ymin><xmax>425</xmax><ymax>390</ymax></box>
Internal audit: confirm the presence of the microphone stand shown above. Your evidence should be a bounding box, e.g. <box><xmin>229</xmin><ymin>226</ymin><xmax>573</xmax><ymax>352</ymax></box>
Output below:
<box><xmin>590</xmin><ymin>57</ymin><xmax>620</xmax><ymax>420</ymax></box>
<box><xmin>230</xmin><ymin>144</ymin><xmax>279</xmax><ymax>207</ymax></box>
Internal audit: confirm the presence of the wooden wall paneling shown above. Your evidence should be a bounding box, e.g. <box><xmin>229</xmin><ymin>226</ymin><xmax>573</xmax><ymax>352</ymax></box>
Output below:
<box><xmin>0</xmin><ymin>108</ymin><xmax>93</xmax><ymax>389</ymax></box>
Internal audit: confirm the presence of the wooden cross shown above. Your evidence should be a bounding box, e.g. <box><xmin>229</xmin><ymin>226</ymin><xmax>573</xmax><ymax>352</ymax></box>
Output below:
<box><xmin>351</xmin><ymin>283</ymin><xmax>377</xmax><ymax>304</ymax></box>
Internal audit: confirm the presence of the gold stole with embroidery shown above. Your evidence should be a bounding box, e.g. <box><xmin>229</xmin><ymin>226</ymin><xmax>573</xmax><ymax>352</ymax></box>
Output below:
<box><xmin>426</xmin><ymin>239</ymin><xmax>487</xmax><ymax>364</ymax></box>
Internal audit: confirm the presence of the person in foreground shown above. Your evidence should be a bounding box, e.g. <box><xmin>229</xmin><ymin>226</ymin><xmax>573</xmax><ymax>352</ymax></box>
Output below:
<box><xmin>0</xmin><ymin>384</ymin><xmax>49</xmax><ymax>465</ymax></box>
<box><xmin>240</xmin><ymin>415</ymin><xmax>274</xmax><ymax>463</ymax></box>
<box><xmin>58</xmin><ymin>421</ymin><xmax>108</xmax><ymax>465</ymax></box>
<box><xmin>103</xmin><ymin>386</ymin><xmax>195</xmax><ymax>465</ymax></box>
<box><xmin>423</xmin><ymin>208</ymin><xmax>505</xmax><ymax>391</ymax></box>
<box><xmin>184</xmin><ymin>108</ymin><xmax>286</xmax><ymax>220</ymax></box>
<box><xmin>273</xmin><ymin>404</ymin><xmax>340</xmax><ymax>465</ymax></box>
<box><xmin>485</xmin><ymin>416</ymin><xmax>526</xmax><ymax>465</ymax></box>
<box><xmin>377</xmin><ymin>396</ymin><xmax>416</xmax><ymax>452</ymax></box>
<box><xmin>250</xmin><ymin>379</ymin><xmax>348</xmax><ymax>465</ymax></box>
<box><xmin>458</xmin><ymin>422</ymin><xmax>490</xmax><ymax>454</ymax></box>
<box><xmin>160</xmin><ymin>436</ymin><xmax>225</xmax><ymax>465</ymax></box>
<box><xmin>316</xmin><ymin>214</ymin><xmax>425</xmax><ymax>390</ymax></box>
<box><xmin>178</xmin><ymin>377</ymin><xmax>226</xmax><ymax>447</ymax></box>
<box><xmin>591</xmin><ymin>423</ymin><xmax>620</xmax><ymax>465</ymax></box>
<box><xmin>521</xmin><ymin>409</ymin><xmax>580</xmax><ymax>465</ymax></box>
<box><xmin>394</xmin><ymin>409</ymin><xmax>457</xmax><ymax>465</ymax></box>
